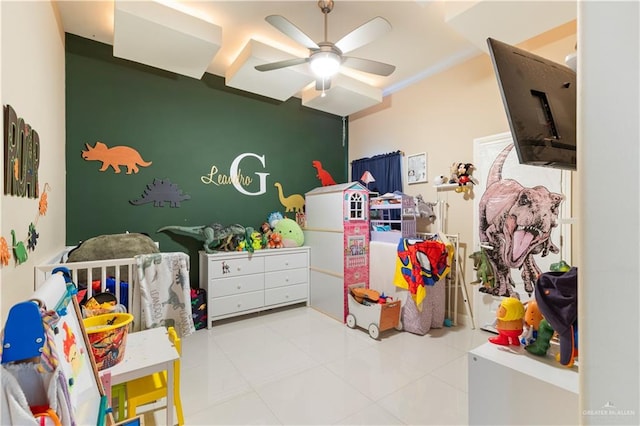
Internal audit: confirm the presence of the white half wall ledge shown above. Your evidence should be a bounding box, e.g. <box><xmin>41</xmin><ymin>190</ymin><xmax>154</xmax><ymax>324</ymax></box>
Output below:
<box><xmin>444</xmin><ymin>0</ymin><xmax>576</xmax><ymax>53</ymax></box>
<box><xmin>301</xmin><ymin>74</ymin><xmax>383</xmax><ymax>117</ymax></box>
<box><xmin>113</xmin><ymin>0</ymin><xmax>222</xmax><ymax>79</ymax></box>
<box><xmin>226</xmin><ymin>39</ymin><xmax>314</xmax><ymax>102</ymax></box>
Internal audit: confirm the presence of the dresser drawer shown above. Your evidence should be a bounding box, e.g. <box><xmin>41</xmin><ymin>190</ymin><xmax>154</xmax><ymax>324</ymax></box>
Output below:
<box><xmin>210</xmin><ymin>275</ymin><xmax>264</xmax><ymax>298</ymax></box>
<box><xmin>210</xmin><ymin>291</ymin><xmax>264</xmax><ymax>317</ymax></box>
<box><xmin>265</xmin><ymin>283</ymin><xmax>307</xmax><ymax>306</ymax></box>
<box><xmin>264</xmin><ymin>268</ymin><xmax>307</xmax><ymax>290</ymax></box>
<box><xmin>208</xmin><ymin>256</ymin><xmax>264</xmax><ymax>279</ymax></box>
<box><xmin>265</xmin><ymin>252</ymin><xmax>308</xmax><ymax>272</ymax></box>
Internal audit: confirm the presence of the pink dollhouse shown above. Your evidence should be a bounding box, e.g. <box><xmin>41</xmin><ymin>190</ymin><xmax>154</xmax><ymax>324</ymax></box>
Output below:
<box><xmin>304</xmin><ymin>182</ymin><xmax>370</xmax><ymax>322</ymax></box>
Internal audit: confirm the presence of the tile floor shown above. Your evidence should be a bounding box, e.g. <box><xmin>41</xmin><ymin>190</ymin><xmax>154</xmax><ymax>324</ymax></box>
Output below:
<box><xmin>137</xmin><ymin>304</ymin><xmax>493</xmax><ymax>425</ymax></box>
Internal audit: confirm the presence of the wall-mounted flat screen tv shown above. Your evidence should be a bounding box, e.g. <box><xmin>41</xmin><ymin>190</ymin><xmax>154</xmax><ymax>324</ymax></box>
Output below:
<box><xmin>487</xmin><ymin>37</ymin><xmax>576</xmax><ymax>171</ymax></box>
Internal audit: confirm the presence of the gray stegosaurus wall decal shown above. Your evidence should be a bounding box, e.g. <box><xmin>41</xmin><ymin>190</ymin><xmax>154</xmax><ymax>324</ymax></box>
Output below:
<box><xmin>130</xmin><ymin>178</ymin><xmax>191</xmax><ymax>207</ymax></box>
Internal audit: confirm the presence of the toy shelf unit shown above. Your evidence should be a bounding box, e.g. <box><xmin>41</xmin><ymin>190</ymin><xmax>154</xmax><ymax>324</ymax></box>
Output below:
<box><xmin>370</xmin><ymin>193</ymin><xmax>417</xmax><ymax>243</ymax></box>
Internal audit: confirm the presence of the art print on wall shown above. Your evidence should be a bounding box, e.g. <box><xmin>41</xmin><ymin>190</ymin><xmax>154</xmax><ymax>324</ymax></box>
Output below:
<box><xmin>407</xmin><ymin>152</ymin><xmax>427</xmax><ymax>184</ymax></box>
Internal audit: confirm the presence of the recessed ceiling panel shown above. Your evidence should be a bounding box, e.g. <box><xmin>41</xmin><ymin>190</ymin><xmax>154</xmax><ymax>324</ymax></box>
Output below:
<box><xmin>302</xmin><ymin>75</ymin><xmax>382</xmax><ymax>117</ymax></box>
<box><xmin>445</xmin><ymin>1</ymin><xmax>576</xmax><ymax>53</ymax></box>
<box><xmin>226</xmin><ymin>39</ymin><xmax>314</xmax><ymax>101</ymax></box>
<box><xmin>113</xmin><ymin>0</ymin><xmax>221</xmax><ymax>79</ymax></box>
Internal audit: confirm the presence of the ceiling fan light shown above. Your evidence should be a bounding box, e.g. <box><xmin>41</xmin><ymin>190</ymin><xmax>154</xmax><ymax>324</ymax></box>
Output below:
<box><xmin>310</xmin><ymin>52</ymin><xmax>341</xmax><ymax>77</ymax></box>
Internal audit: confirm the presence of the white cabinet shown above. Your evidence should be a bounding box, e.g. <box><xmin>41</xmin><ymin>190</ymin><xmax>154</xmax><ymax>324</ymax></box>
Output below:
<box><xmin>468</xmin><ymin>342</ymin><xmax>578</xmax><ymax>425</ymax></box>
<box><xmin>199</xmin><ymin>247</ymin><xmax>309</xmax><ymax>328</ymax></box>
<box><xmin>304</xmin><ymin>183</ymin><xmax>370</xmax><ymax>323</ymax></box>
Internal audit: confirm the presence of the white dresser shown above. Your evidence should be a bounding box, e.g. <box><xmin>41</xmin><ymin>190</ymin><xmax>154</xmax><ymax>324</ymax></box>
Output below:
<box><xmin>199</xmin><ymin>247</ymin><xmax>310</xmax><ymax>328</ymax></box>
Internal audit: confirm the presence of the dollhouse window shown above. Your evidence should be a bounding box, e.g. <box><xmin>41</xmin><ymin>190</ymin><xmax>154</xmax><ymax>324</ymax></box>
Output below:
<box><xmin>348</xmin><ymin>193</ymin><xmax>365</xmax><ymax>220</ymax></box>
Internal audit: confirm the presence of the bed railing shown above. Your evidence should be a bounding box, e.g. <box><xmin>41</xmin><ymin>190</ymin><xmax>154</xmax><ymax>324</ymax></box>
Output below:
<box><xmin>34</xmin><ymin>257</ymin><xmax>142</xmax><ymax>331</ymax></box>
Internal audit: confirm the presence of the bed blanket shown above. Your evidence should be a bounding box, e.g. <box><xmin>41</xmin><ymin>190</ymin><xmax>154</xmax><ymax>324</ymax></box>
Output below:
<box><xmin>135</xmin><ymin>252</ymin><xmax>195</xmax><ymax>338</ymax></box>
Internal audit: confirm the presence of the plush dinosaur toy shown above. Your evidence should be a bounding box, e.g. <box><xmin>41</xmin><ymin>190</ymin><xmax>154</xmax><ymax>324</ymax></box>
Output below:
<box><xmin>157</xmin><ymin>223</ymin><xmax>246</xmax><ymax>253</ymax></box>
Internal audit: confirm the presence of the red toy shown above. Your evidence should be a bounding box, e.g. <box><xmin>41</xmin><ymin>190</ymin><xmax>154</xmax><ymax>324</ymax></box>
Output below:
<box><xmin>312</xmin><ymin>160</ymin><xmax>337</xmax><ymax>186</ymax></box>
<box><xmin>267</xmin><ymin>232</ymin><xmax>284</xmax><ymax>249</ymax></box>
<box><xmin>489</xmin><ymin>297</ymin><xmax>525</xmax><ymax>346</ymax></box>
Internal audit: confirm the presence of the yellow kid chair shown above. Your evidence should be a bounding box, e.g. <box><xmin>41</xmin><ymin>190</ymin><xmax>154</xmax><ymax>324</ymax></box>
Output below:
<box><xmin>125</xmin><ymin>326</ymin><xmax>185</xmax><ymax>425</ymax></box>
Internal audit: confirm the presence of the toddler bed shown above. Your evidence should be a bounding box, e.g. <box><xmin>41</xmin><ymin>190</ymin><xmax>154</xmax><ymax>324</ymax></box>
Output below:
<box><xmin>35</xmin><ymin>254</ymin><xmax>142</xmax><ymax>330</ymax></box>
<box><xmin>34</xmin><ymin>233</ymin><xmax>196</xmax><ymax>336</ymax></box>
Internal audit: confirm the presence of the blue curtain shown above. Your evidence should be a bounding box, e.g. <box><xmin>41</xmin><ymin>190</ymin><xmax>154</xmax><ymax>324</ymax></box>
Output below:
<box><xmin>351</xmin><ymin>151</ymin><xmax>403</xmax><ymax>194</ymax></box>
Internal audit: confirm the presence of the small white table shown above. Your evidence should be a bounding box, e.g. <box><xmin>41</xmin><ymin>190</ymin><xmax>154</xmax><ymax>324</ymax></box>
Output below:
<box><xmin>101</xmin><ymin>327</ymin><xmax>179</xmax><ymax>425</ymax></box>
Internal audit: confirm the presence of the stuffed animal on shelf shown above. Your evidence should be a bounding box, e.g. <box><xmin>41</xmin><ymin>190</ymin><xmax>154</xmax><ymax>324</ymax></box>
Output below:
<box><xmin>273</xmin><ymin>217</ymin><xmax>304</xmax><ymax>247</ymax></box>
<box><xmin>489</xmin><ymin>297</ymin><xmax>525</xmax><ymax>346</ymax></box>
<box><xmin>449</xmin><ymin>162</ymin><xmax>477</xmax><ymax>193</ymax></box>
<box><xmin>267</xmin><ymin>232</ymin><xmax>284</xmax><ymax>249</ymax></box>
<box><xmin>250</xmin><ymin>231</ymin><xmax>263</xmax><ymax>251</ymax></box>
<box><xmin>433</xmin><ymin>175</ymin><xmax>448</xmax><ymax>185</ymax></box>
<box><xmin>267</xmin><ymin>211</ymin><xmax>283</xmax><ymax>229</ymax></box>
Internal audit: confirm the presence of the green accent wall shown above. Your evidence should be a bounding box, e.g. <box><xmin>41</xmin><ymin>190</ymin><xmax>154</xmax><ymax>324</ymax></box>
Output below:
<box><xmin>65</xmin><ymin>34</ymin><xmax>347</xmax><ymax>282</ymax></box>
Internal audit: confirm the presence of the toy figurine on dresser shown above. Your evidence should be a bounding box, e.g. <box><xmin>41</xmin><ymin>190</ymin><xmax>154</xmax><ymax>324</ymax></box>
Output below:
<box><xmin>489</xmin><ymin>297</ymin><xmax>525</xmax><ymax>346</ymax></box>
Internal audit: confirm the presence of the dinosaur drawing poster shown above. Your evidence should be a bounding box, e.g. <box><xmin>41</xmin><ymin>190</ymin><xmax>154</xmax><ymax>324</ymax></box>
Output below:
<box><xmin>472</xmin><ymin>132</ymin><xmax>572</xmax><ymax>327</ymax></box>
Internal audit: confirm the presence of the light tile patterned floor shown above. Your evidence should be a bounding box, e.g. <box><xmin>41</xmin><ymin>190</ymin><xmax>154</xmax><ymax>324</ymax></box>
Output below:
<box><xmin>136</xmin><ymin>304</ymin><xmax>492</xmax><ymax>425</ymax></box>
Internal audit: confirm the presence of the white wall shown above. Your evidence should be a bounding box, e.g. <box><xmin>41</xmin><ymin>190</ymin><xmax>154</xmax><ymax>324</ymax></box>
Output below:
<box><xmin>578</xmin><ymin>1</ymin><xmax>639</xmax><ymax>423</ymax></box>
<box><xmin>0</xmin><ymin>1</ymin><xmax>66</xmax><ymax>322</ymax></box>
<box><xmin>349</xmin><ymin>23</ymin><xmax>577</xmax><ymax>321</ymax></box>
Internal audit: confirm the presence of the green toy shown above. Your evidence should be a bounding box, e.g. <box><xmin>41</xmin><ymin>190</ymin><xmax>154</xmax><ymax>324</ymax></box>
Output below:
<box><xmin>550</xmin><ymin>260</ymin><xmax>571</xmax><ymax>272</ymax></box>
<box><xmin>525</xmin><ymin>318</ymin><xmax>554</xmax><ymax>356</ymax></box>
<box><xmin>273</xmin><ymin>218</ymin><xmax>304</xmax><ymax>248</ymax></box>
<box><xmin>157</xmin><ymin>223</ymin><xmax>246</xmax><ymax>253</ymax></box>
<box><xmin>469</xmin><ymin>248</ymin><xmax>495</xmax><ymax>291</ymax></box>
<box><xmin>11</xmin><ymin>229</ymin><xmax>28</xmax><ymax>264</ymax></box>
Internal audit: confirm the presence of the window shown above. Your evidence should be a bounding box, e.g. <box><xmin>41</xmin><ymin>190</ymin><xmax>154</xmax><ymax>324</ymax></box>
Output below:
<box><xmin>349</xmin><ymin>192</ymin><xmax>365</xmax><ymax>220</ymax></box>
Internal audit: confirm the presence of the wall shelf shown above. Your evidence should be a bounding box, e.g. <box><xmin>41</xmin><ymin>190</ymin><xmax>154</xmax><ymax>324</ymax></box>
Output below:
<box><xmin>434</xmin><ymin>182</ymin><xmax>473</xmax><ymax>190</ymax></box>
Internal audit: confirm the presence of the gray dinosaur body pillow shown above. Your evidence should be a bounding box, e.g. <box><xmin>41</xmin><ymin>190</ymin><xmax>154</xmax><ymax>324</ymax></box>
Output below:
<box><xmin>67</xmin><ymin>233</ymin><xmax>159</xmax><ymax>262</ymax></box>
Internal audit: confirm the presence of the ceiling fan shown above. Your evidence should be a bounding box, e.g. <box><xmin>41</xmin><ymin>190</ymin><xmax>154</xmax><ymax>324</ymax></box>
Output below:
<box><xmin>255</xmin><ymin>0</ymin><xmax>396</xmax><ymax>92</ymax></box>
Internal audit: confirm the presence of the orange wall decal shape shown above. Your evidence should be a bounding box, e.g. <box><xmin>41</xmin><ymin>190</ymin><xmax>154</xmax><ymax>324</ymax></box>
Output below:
<box><xmin>81</xmin><ymin>141</ymin><xmax>152</xmax><ymax>174</ymax></box>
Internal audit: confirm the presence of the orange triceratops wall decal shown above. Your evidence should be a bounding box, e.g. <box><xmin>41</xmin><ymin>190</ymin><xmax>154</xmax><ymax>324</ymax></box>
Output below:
<box><xmin>81</xmin><ymin>141</ymin><xmax>152</xmax><ymax>174</ymax></box>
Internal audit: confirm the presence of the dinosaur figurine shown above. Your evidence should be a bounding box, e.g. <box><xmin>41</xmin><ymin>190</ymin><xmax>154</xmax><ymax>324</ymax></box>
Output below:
<box><xmin>274</xmin><ymin>182</ymin><xmax>305</xmax><ymax>213</ymax></box>
<box><xmin>312</xmin><ymin>160</ymin><xmax>337</xmax><ymax>186</ymax></box>
<box><xmin>158</xmin><ymin>223</ymin><xmax>246</xmax><ymax>253</ymax></box>
<box><xmin>469</xmin><ymin>247</ymin><xmax>495</xmax><ymax>291</ymax></box>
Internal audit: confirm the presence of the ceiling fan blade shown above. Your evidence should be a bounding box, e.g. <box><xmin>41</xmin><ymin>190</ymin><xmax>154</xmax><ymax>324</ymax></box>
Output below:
<box><xmin>342</xmin><ymin>56</ymin><xmax>396</xmax><ymax>76</ymax></box>
<box><xmin>335</xmin><ymin>16</ymin><xmax>391</xmax><ymax>54</ymax></box>
<box><xmin>255</xmin><ymin>57</ymin><xmax>309</xmax><ymax>72</ymax></box>
<box><xmin>315</xmin><ymin>77</ymin><xmax>332</xmax><ymax>91</ymax></box>
<box><xmin>265</xmin><ymin>15</ymin><xmax>319</xmax><ymax>50</ymax></box>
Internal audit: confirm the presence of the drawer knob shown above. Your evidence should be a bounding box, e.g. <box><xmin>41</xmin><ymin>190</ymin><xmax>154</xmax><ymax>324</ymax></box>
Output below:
<box><xmin>237</xmin><ymin>303</ymin><xmax>241</xmax><ymax>307</ymax></box>
<box><xmin>237</xmin><ymin>285</ymin><xmax>242</xmax><ymax>289</ymax></box>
